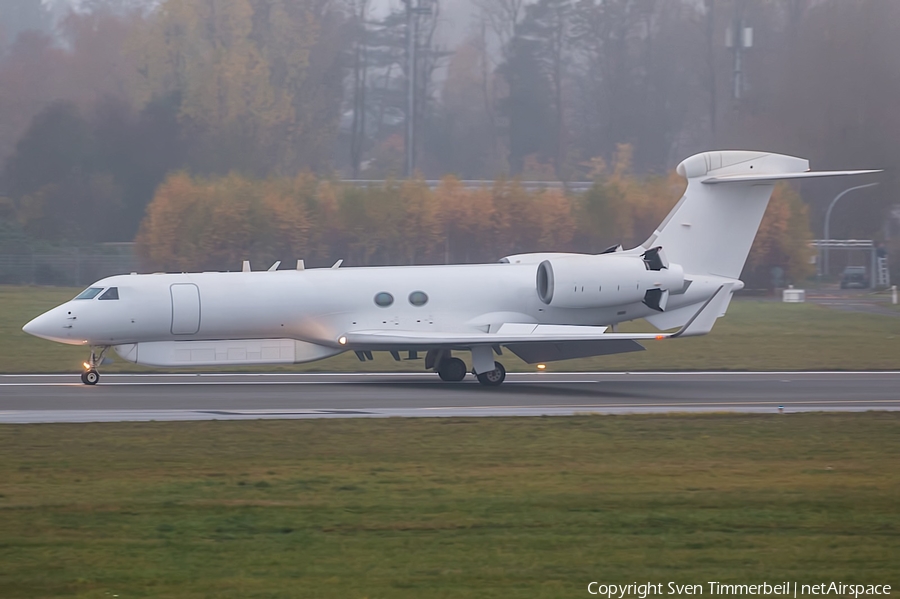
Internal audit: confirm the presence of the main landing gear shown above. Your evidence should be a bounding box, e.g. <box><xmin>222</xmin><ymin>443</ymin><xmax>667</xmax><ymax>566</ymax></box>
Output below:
<box><xmin>429</xmin><ymin>350</ymin><xmax>507</xmax><ymax>386</ymax></box>
<box><xmin>475</xmin><ymin>361</ymin><xmax>506</xmax><ymax>387</ymax></box>
<box><xmin>80</xmin><ymin>347</ymin><xmax>109</xmax><ymax>385</ymax></box>
<box><xmin>437</xmin><ymin>357</ymin><xmax>467</xmax><ymax>382</ymax></box>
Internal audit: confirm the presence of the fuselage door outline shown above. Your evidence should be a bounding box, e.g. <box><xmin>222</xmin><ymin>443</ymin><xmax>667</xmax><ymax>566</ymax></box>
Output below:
<box><xmin>170</xmin><ymin>283</ymin><xmax>201</xmax><ymax>335</ymax></box>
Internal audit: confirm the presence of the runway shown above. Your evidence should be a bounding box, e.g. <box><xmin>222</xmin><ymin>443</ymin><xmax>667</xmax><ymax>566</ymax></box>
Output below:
<box><xmin>1</xmin><ymin>371</ymin><xmax>899</xmax><ymax>423</ymax></box>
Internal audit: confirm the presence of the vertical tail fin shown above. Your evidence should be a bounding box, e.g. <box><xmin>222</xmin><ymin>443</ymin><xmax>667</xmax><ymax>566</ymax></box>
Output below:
<box><xmin>644</xmin><ymin>151</ymin><xmax>878</xmax><ymax>279</ymax></box>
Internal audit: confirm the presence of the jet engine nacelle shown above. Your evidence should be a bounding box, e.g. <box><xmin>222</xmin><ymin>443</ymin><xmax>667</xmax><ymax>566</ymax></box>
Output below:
<box><xmin>536</xmin><ymin>252</ymin><xmax>684</xmax><ymax>310</ymax></box>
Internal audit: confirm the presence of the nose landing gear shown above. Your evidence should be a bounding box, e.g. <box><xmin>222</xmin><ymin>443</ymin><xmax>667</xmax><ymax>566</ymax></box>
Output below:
<box><xmin>81</xmin><ymin>347</ymin><xmax>109</xmax><ymax>385</ymax></box>
<box><xmin>81</xmin><ymin>368</ymin><xmax>99</xmax><ymax>385</ymax></box>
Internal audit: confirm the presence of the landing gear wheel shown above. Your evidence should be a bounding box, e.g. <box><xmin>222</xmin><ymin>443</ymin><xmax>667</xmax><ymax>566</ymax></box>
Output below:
<box><xmin>438</xmin><ymin>357</ymin><xmax>467</xmax><ymax>382</ymax></box>
<box><xmin>476</xmin><ymin>361</ymin><xmax>506</xmax><ymax>387</ymax></box>
<box><xmin>80</xmin><ymin>347</ymin><xmax>109</xmax><ymax>386</ymax></box>
<box><xmin>81</xmin><ymin>369</ymin><xmax>99</xmax><ymax>385</ymax></box>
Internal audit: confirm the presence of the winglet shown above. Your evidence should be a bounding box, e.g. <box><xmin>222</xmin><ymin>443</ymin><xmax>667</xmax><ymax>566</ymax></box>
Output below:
<box><xmin>669</xmin><ymin>283</ymin><xmax>734</xmax><ymax>338</ymax></box>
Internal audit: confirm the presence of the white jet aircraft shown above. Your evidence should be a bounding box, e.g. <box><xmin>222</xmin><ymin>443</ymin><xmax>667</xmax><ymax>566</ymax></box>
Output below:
<box><xmin>23</xmin><ymin>151</ymin><xmax>877</xmax><ymax>386</ymax></box>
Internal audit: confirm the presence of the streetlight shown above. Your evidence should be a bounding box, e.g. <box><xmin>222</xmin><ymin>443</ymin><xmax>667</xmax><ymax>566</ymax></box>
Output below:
<box><xmin>822</xmin><ymin>182</ymin><xmax>879</xmax><ymax>276</ymax></box>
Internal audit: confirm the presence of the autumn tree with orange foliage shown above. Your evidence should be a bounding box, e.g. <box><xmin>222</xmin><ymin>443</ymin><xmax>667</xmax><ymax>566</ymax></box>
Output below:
<box><xmin>137</xmin><ymin>161</ymin><xmax>815</xmax><ymax>290</ymax></box>
<box><xmin>743</xmin><ymin>183</ymin><xmax>815</xmax><ymax>288</ymax></box>
<box><xmin>136</xmin><ymin>173</ymin><xmax>311</xmax><ymax>272</ymax></box>
<box><xmin>433</xmin><ymin>177</ymin><xmax>493</xmax><ymax>263</ymax></box>
<box><xmin>575</xmin><ymin>145</ymin><xmax>683</xmax><ymax>251</ymax></box>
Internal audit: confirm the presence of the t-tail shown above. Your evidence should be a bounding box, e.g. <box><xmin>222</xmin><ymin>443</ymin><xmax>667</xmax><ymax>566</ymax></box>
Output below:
<box><xmin>638</xmin><ymin>150</ymin><xmax>879</xmax><ymax>331</ymax></box>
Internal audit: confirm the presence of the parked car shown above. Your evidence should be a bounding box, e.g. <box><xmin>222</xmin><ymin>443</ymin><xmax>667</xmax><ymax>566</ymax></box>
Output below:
<box><xmin>840</xmin><ymin>265</ymin><xmax>869</xmax><ymax>289</ymax></box>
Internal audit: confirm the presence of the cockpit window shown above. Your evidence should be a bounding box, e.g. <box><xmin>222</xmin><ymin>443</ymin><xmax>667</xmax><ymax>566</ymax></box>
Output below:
<box><xmin>74</xmin><ymin>287</ymin><xmax>104</xmax><ymax>300</ymax></box>
<box><xmin>98</xmin><ymin>287</ymin><xmax>119</xmax><ymax>300</ymax></box>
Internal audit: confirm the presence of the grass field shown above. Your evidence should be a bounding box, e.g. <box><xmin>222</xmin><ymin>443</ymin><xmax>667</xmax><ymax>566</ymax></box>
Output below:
<box><xmin>3</xmin><ymin>285</ymin><xmax>899</xmax><ymax>373</ymax></box>
<box><xmin>1</xmin><ymin>414</ymin><xmax>898</xmax><ymax>598</ymax></box>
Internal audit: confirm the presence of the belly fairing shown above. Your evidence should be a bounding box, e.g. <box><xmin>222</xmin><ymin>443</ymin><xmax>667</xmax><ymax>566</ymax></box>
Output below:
<box><xmin>114</xmin><ymin>338</ymin><xmax>342</xmax><ymax>366</ymax></box>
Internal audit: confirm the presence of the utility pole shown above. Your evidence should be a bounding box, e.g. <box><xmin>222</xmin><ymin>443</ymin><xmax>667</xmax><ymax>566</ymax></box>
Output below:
<box><xmin>404</xmin><ymin>0</ymin><xmax>432</xmax><ymax>178</ymax></box>
<box><xmin>705</xmin><ymin>0</ymin><xmax>717</xmax><ymax>142</ymax></box>
<box><xmin>404</xmin><ymin>0</ymin><xmax>415</xmax><ymax>178</ymax></box>
<box><xmin>726</xmin><ymin>0</ymin><xmax>752</xmax><ymax>103</ymax></box>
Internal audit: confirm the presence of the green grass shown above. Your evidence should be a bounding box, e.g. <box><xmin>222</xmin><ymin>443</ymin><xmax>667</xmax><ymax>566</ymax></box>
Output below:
<box><xmin>3</xmin><ymin>285</ymin><xmax>900</xmax><ymax>373</ymax></box>
<box><xmin>0</xmin><ymin>414</ymin><xmax>898</xmax><ymax>597</ymax></box>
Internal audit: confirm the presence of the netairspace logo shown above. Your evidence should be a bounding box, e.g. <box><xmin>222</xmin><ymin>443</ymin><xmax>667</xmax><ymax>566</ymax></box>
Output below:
<box><xmin>586</xmin><ymin>582</ymin><xmax>893</xmax><ymax>598</ymax></box>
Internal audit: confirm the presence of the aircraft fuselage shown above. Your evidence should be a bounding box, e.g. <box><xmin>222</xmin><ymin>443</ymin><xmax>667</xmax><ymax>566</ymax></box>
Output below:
<box><xmin>26</xmin><ymin>262</ymin><xmax>679</xmax><ymax>352</ymax></box>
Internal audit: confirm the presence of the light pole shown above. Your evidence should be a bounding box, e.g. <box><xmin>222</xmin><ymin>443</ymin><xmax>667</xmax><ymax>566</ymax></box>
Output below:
<box><xmin>823</xmin><ymin>182</ymin><xmax>878</xmax><ymax>276</ymax></box>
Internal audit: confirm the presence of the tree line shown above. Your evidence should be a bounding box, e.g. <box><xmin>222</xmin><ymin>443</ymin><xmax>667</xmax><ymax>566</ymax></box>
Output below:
<box><xmin>136</xmin><ymin>146</ymin><xmax>814</xmax><ymax>288</ymax></box>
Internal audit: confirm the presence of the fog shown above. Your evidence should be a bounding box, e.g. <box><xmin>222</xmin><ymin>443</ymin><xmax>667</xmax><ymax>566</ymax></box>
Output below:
<box><xmin>0</xmin><ymin>0</ymin><xmax>897</xmax><ymax>276</ymax></box>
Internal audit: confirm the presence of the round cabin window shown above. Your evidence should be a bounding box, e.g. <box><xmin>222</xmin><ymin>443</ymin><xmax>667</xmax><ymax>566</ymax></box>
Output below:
<box><xmin>374</xmin><ymin>292</ymin><xmax>394</xmax><ymax>307</ymax></box>
<box><xmin>408</xmin><ymin>291</ymin><xmax>428</xmax><ymax>306</ymax></box>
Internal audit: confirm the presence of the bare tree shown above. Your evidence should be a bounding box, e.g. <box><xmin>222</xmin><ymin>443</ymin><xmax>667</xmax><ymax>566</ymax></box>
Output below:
<box><xmin>349</xmin><ymin>0</ymin><xmax>370</xmax><ymax>178</ymax></box>
<box><xmin>475</xmin><ymin>0</ymin><xmax>527</xmax><ymax>56</ymax></box>
<box><xmin>476</xmin><ymin>17</ymin><xmax>500</xmax><ymax>165</ymax></box>
<box><xmin>414</xmin><ymin>0</ymin><xmax>448</xmax><ymax>174</ymax></box>
<box><xmin>533</xmin><ymin>0</ymin><xmax>574</xmax><ymax>178</ymax></box>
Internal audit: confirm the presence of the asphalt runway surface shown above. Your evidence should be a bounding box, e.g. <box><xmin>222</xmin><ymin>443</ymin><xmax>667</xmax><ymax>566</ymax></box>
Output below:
<box><xmin>1</xmin><ymin>371</ymin><xmax>899</xmax><ymax>423</ymax></box>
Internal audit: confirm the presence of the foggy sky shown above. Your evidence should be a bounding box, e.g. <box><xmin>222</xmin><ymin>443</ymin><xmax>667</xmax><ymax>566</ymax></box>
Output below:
<box><xmin>369</xmin><ymin>0</ymin><xmax>479</xmax><ymax>49</ymax></box>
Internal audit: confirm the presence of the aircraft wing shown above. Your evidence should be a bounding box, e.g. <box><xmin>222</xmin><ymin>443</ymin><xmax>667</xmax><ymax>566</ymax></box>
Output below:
<box><xmin>342</xmin><ymin>285</ymin><xmax>732</xmax><ymax>363</ymax></box>
<box><xmin>344</xmin><ymin>324</ymin><xmax>663</xmax><ymax>347</ymax></box>
<box><xmin>343</xmin><ymin>325</ymin><xmax>653</xmax><ymax>364</ymax></box>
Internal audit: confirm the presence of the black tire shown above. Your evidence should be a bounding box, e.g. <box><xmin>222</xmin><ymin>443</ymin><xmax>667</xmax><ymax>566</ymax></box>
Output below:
<box><xmin>438</xmin><ymin>357</ymin><xmax>467</xmax><ymax>382</ymax></box>
<box><xmin>82</xmin><ymin>369</ymin><xmax>99</xmax><ymax>385</ymax></box>
<box><xmin>476</xmin><ymin>362</ymin><xmax>506</xmax><ymax>387</ymax></box>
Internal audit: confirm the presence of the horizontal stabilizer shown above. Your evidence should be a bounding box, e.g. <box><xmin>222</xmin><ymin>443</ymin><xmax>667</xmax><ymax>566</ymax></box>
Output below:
<box><xmin>703</xmin><ymin>170</ymin><xmax>881</xmax><ymax>184</ymax></box>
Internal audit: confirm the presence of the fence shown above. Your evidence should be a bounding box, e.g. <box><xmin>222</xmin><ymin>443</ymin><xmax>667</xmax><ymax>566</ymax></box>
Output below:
<box><xmin>343</xmin><ymin>180</ymin><xmax>595</xmax><ymax>192</ymax></box>
<box><xmin>810</xmin><ymin>239</ymin><xmax>891</xmax><ymax>288</ymax></box>
<box><xmin>0</xmin><ymin>249</ymin><xmax>138</xmax><ymax>287</ymax></box>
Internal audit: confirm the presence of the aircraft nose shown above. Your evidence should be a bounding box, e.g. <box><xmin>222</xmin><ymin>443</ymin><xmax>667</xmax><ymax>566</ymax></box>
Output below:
<box><xmin>23</xmin><ymin>311</ymin><xmax>58</xmax><ymax>341</ymax></box>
